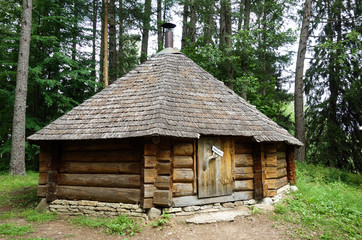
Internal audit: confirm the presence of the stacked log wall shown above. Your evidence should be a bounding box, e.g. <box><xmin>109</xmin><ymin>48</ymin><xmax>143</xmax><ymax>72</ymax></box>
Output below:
<box><xmin>143</xmin><ymin>137</ymin><xmax>174</xmax><ymax>208</ymax></box>
<box><xmin>172</xmin><ymin>140</ymin><xmax>195</xmax><ymax>198</ymax></box>
<box><xmin>233</xmin><ymin>140</ymin><xmax>254</xmax><ymax>200</ymax></box>
<box><xmin>265</xmin><ymin>144</ymin><xmax>289</xmax><ymax>197</ymax></box>
<box><xmin>38</xmin><ymin>139</ymin><xmax>143</xmax><ymax>204</ymax></box>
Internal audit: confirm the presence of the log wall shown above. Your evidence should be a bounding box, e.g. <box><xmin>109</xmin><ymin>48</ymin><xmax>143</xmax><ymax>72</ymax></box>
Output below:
<box><xmin>172</xmin><ymin>140</ymin><xmax>195</xmax><ymax>197</ymax></box>
<box><xmin>233</xmin><ymin>139</ymin><xmax>254</xmax><ymax>200</ymax></box>
<box><xmin>38</xmin><ymin>139</ymin><xmax>143</xmax><ymax>204</ymax></box>
<box><xmin>264</xmin><ymin>143</ymin><xmax>289</xmax><ymax>197</ymax></box>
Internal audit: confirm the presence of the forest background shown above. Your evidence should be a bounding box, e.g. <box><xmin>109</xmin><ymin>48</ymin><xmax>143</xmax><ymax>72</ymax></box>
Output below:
<box><xmin>0</xmin><ymin>0</ymin><xmax>360</xmax><ymax>172</ymax></box>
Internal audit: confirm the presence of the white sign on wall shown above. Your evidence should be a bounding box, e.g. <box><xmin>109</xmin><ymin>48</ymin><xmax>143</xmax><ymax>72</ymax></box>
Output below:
<box><xmin>212</xmin><ymin>146</ymin><xmax>224</xmax><ymax>157</ymax></box>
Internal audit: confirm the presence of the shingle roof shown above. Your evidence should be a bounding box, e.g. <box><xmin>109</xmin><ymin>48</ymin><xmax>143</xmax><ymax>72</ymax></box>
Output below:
<box><xmin>28</xmin><ymin>51</ymin><xmax>302</xmax><ymax>146</ymax></box>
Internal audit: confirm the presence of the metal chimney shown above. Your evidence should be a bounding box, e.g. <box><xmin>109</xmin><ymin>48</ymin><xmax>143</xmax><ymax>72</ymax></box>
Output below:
<box><xmin>162</xmin><ymin>23</ymin><xmax>176</xmax><ymax>48</ymax></box>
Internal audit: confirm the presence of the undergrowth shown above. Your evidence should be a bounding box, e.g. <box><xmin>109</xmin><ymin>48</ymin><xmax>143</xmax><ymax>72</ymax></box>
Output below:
<box><xmin>274</xmin><ymin>162</ymin><xmax>361</xmax><ymax>240</ymax></box>
<box><xmin>152</xmin><ymin>210</ymin><xmax>171</xmax><ymax>228</ymax></box>
<box><xmin>69</xmin><ymin>215</ymin><xmax>142</xmax><ymax>236</ymax></box>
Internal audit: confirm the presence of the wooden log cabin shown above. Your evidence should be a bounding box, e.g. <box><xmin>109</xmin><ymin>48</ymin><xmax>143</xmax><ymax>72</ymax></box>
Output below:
<box><xmin>28</xmin><ymin>25</ymin><xmax>302</xmax><ymax>210</ymax></box>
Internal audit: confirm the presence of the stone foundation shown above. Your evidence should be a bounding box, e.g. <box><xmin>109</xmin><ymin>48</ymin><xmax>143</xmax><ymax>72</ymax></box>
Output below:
<box><xmin>49</xmin><ymin>200</ymin><xmax>148</xmax><ymax>220</ymax></box>
<box><xmin>47</xmin><ymin>184</ymin><xmax>290</xmax><ymax>220</ymax></box>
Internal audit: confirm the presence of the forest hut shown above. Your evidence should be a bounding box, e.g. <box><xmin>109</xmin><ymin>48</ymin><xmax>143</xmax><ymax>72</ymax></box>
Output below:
<box><xmin>28</xmin><ymin>24</ymin><xmax>302</xmax><ymax>211</ymax></box>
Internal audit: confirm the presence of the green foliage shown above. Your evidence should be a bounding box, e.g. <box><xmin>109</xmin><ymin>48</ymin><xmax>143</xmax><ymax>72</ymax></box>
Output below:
<box><xmin>182</xmin><ymin>0</ymin><xmax>297</xmax><ymax>133</ymax></box>
<box><xmin>0</xmin><ymin>223</ymin><xmax>33</xmax><ymax>237</ymax></box>
<box><xmin>70</xmin><ymin>215</ymin><xmax>142</xmax><ymax>236</ymax></box>
<box><xmin>305</xmin><ymin>0</ymin><xmax>361</xmax><ymax>172</ymax></box>
<box><xmin>152</xmin><ymin>210</ymin><xmax>171</xmax><ymax>228</ymax></box>
<box><xmin>274</xmin><ymin>162</ymin><xmax>362</xmax><ymax>239</ymax></box>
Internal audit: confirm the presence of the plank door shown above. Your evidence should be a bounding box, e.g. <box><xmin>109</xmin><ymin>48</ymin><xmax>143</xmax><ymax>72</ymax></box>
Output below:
<box><xmin>198</xmin><ymin>137</ymin><xmax>233</xmax><ymax>198</ymax></box>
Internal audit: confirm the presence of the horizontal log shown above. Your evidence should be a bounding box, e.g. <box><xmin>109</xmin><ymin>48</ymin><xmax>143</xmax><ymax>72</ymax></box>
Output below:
<box><xmin>173</xmin><ymin>156</ymin><xmax>193</xmax><ymax>168</ymax></box>
<box><xmin>265</xmin><ymin>167</ymin><xmax>277</xmax><ymax>179</ymax></box>
<box><xmin>62</xmin><ymin>150</ymin><xmax>142</xmax><ymax>162</ymax></box>
<box><xmin>57</xmin><ymin>186</ymin><xmax>140</xmax><ymax>203</ymax></box>
<box><xmin>37</xmin><ymin>185</ymin><xmax>46</xmax><ymax>197</ymax></box>
<box><xmin>40</xmin><ymin>151</ymin><xmax>51</xmax><ymax>162</ymax></box>
<box><xmin>266</xmin><ymin>189</ymin><xmax>277</xmax><ymax>197</ymax></box>
<box><xmin>154</xmin><ymin>176</ymin><xmax>171</xmax><ymax>190</ymax></box>
<box><xmin>235</xmin><ymin>143</ymin><xmax>253</xmax><ymax>154</ymax></box>
<box><xmin>235</xmin><ymin>154</ymin><xmax>253</xmax><ymax>167</ymax></box>
<box><xmin>144</xmin><ymin>156</ymin><xmax>157</xmax><ymax>168</ymax></box>
<box><xmin>234</xmin><ymin>180</ymin><xmax>254</xmax><ymax>191</ymax></box>
<box><xmin>173</xmin><ymin>143</ymin><xmax>193</xmax><ymax>156</ymax></box>
<box><xmin>173</xmin><ymin>169</ymin><xmax>194</xmax><ymax>182</ymax></box>
<box><xmin>39</xmin><ymin>161</ymin><xmax>48</xmax><ymax>173</ymax></box>
<box><xmin>266</xmin><ymin>176</ymin><xmax>288</xmax><ymax>190</ymax></box>
<box><xmin>142</xmin><ymin>198</ymin><xmax>153</xmax><ymax>209</ymax></box>
<box><xmin>277</xmin><ymin>159</ymin><xmax>287</xmax><ymax>168</ymax></box>
<box><xmin>153</xmin><ymin>190</ymin><xmax>172</xmax><ymax>206</ymax></box>
<box><xmin>235</xmin><ymin>172</ymin><xmax>254</xmax><ymax>180</ymax></box>
<box><xmin>58</xmin><ymin>173</ymin><xmax>140</xmax><ymax>188</ymax></box>
<box><xmin>144</xmin><ymin>184</ymin><xmax>156</xmax><ymax>198</ymax></box>
<box><xmin>172</xmin><ymin>191</ymin><xmax>253</xmax><ymax>207</ymax></box>
<box><xmin>276</xmin><ymin>176</ymin><xmax>288</xmax><ymax>189</ymax></box>
<box><xmin>157</xmin><ymin>162</ymin><xmax>171</xmax><ymax>175</ymax></box>
<box><xmin>173</xmin><ymin>183</ymin><xmax>193</xmax><ymax>197</ymax></box>
<box><xmin>144</xmin><ymin>143</ymin><xmax>158</xmax><ymax>156</ymax></box>
<box><xmin>276</xmin><ymin>152</ymin><xmax>286</xmax><ymax>159</ymax></box>
<box><xmin>277</xmin><ymin>168</ymin><xmax>287</xmax><ymax>178</ymax></box>
<box><xmin>60</xmin><ymin>162</ymin><xmax>140</xmax><ymax>174</ymax></box>
<box><xmin>264</xmin><ymin>145</ymin><xmax>277</xmax><ymax>153</ymax></box>
<box><xmin>144</xmin><ymin>168</ymin><xmax>157</xmax><ymax>183</ymax></box>
<box><xmin>47</xmin><ymin>171</ymin><xmax>59</xmax><ymax>183</ymax></box>
<box><xmin>39</xmin><ymin>173</ymin><xmax>47</xmax><ymax>185</ymax></box>
<box><xmin>235</xmin><ymin>167</ymin><xmax>253</xmax><ymax>174</ymax></box>
<box><xmin>156</xmin><ymin>150</ymin><xmax>171</xmax><ymax>161</ymax></box>
<box><xmin>265</xmin><ymin>179</ymin><xmax>277</xmax><ymax>190</ymax></box>
<box><xmin>63</xmin><ymin>140</ymin><xmax>142</xmax><ymax>151</ymax></box>
<box><xmin>266</xmin><ymin>153</ymin><xmax>277</xmax><ymax>167</ymax></box>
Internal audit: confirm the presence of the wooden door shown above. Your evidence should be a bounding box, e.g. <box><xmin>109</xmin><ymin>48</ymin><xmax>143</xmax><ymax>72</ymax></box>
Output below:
<box><xmin>198</xmin><ymin>137</ymin><xmax>233</xmax><ymax>198</ymax></box>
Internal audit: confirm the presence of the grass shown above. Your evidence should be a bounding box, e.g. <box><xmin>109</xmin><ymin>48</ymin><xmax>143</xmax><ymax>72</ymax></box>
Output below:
<box><xmin>273</xmin><ymin>162</ymin><xmax>362</xmax><ymax>240</ymax></box>
<box><xmin>0</xmin><ymin>171</ymin><xmax>58</xmax><ymax>239</ymax></box>
<box><xmin>0</xmin><ymin>171</ymin><xmax>39</xmax><ymax>209</ymax></box>
<box><xmin>0</xmin><ymin>223</ymin><xmax>33</xmax><ymax>237</ymax></box>
<box><xmin>69</xmin><ymin>215</ymin><xmax>142</xmax><ymax>236</ymax></box>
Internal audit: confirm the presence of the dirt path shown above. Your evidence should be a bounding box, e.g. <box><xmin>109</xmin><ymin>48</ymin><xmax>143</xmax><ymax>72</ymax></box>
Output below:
<box><xmin>15</xmin><ymin>211</ymin><xmax>295</xmax><ymax>240</ymax></box>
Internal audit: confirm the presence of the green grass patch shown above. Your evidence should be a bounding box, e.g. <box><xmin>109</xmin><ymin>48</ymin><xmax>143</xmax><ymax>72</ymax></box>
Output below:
<box><xmin>274</xmin><ymin>162</ymin><xmax>362</xmax><ymax>239</ymax></box>
<box><xmin>70</xmin><ymin>215</ymin><xmax>142</xmax><ymax>236</ymax></box>
<box><xmin>0</xmin><ymin>223</ymin><xmax>33</xmax><ymax>236</ymax></box>
<box><xmin>0</xmin><ymin>171</ymin><xmax>39</xmax><ymax>209</ymax></box>
<box><xmin>20</xmin><ymin>209</ymin><xmax>58</xmax><ymax>223</ymax></box>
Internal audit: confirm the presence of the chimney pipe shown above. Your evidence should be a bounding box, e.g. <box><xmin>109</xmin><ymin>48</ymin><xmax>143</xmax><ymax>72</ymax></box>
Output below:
<box><xmin>162</xmin><ymin>23</ymin><xmax>176</xmax><ymax>49</ymax></box>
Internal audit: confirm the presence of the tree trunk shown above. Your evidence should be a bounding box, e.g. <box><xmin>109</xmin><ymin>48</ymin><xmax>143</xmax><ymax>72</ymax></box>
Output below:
<box><xmin>244</xmin><ymin>0</ymin><xmax>250</xmax><ymax>31</ymax></box>
<box><xmin>10</xmin><ymin>0</ymin><xmax>33</xmax><ymax>176</ymax></box>
<box><xmin>181</xmin><ymin>2</ymin><xmax>189</xmax><ymax>49</ymax></box>
<box><xmin>220</xmin><ymin>0</ymin><xmax>233</xmax><ymax>89</ymax></box>
<box><xmin>103</xmin><ymin>0</ymin><xmax>109</xmax><ymax>87</ymax></box>
<box><xmin>109</xmin><ymin>0</ymin><xmax>117</xmax><ymax>84</ymax></box>
<box><xmin>294</xmin><ymin>0</ymin><xmax>312</xmax><ymax>162</ymax></box>
<box><xmin>118</xmin><ymin>0</ymin><xmax>124</xmax><ymax>77</ymax></box>
<box><xmin>157</xmin><ymin>0</ymin><xmax>163</xmax><ymax>51</ymax></box>
<box><xmin>203</xmin><ymin>0</ymin><xmax>215</xmax><ymax>45</ymax></box>
<box><xmin>189</xmin><ymin>0</ymin><xmax>196</xmax><ymax>45</ymax></box>
<box><xmin>241</xmin><ymin>0</ymin><xmax>250</xmax><ymax>99</ymax></box>
<box><xmin>100</xmin><ymin>0</ymin><xmax>105</xmax><ymax>83</ymax></box>
<box><xmin>91</xmin><ymin>0</ymin><xmax>97</xmax><ymax>81</ymax></box>
<box><xmin>141</xmin><ymin>0</ymin><xmax>151</xmax><ymax>63</ymax></box>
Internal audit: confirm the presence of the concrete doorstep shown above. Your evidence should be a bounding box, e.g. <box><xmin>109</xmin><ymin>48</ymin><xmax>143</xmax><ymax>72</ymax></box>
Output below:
<box><xmin>185</xmin><ymin>206</ymin><xmax>251</xmax><ymax>224</ymax></box>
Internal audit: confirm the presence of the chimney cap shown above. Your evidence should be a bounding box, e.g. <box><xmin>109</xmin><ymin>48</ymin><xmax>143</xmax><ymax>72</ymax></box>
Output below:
<box><xmin>162</xmin><ymin>22</ymin><xmax>176</xmax><ymax>29</ymax></box>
